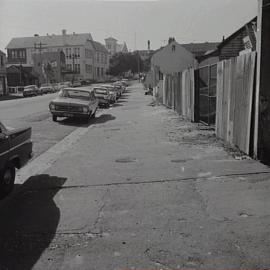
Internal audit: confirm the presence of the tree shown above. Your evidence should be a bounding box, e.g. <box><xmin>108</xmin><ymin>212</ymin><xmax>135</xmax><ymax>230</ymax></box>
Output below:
<box><xmin>108</xmin><ymin>52</ymin><xmax>144</xmax><ymax>76</ymax></box>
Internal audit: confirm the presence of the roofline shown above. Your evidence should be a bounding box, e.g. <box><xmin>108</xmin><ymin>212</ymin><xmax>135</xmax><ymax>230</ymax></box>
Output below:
<box><xmin>64</xmin><ymin>87</ymin><xmax>95</xmax><ymax>92</ymax></box>
<box><xmin>218</xmin><ymin>16</ymin><xmax>257</xmax><ymax>49</ymax></box>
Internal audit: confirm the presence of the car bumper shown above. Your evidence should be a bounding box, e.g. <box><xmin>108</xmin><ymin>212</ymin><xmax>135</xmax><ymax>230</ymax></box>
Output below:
<box><xmin>50</xmin><ymin>110</ymin><xmax>90</xmax><ymax>118</ymax></box>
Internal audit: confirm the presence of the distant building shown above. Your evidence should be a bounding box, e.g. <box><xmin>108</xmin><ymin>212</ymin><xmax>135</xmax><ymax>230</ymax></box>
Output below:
<box><xmin>6</xmin><ymin>65</ymin><xmax>38</xmax><ymax>88</ymax></box>
<box><xmin>6</xmin><ymin>30</ymin><xmax>109</xmax><ymax>83</ymax></box>
<box><xmin>0</xmin><ymin>50</ymin><xmax>7</xmax><ymax>95</ymax></box>
<box><xmin>198</xmin><ymin>17</ymin><xmax>257</xmax><ymax>66</ymax></box>
<box><xmin>151</xmin><ymin>40</ymin><xmax>197</xmax><ymax>87</ymax></box>
<box><xmin>182</xmin><ymin>42</ymin><xmax>220</xmax><ymax>58</ymax></box>
<box><xmin>32</xmin><ymin>51</ymin><xmax>66</xmax><ymax>84</ymax></box>
<box><xmin>134</xmin><ymin>50</ymin><xmax>155</xmax><ymax>61</ymax></box>
<box><xmin>105</xmin><ymin>37</ymin><xmax>128</xmax><ymax>56</ymax></box>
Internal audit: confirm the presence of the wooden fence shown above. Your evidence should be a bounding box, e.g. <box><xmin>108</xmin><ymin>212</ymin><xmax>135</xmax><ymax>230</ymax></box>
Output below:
<box><xmin>216</xmin><ymin>52</ymin><xmax>256</xmax><ymax>155</ymax></box>
<box><xmin>163</xmin><ymin>68</ymin><xmax>195</xmax><ymax>121</ymax></box>
<box><xmin>157</xmin><ymin>52</ymin><xmax>256</xmax><ymax>155</ymax></box>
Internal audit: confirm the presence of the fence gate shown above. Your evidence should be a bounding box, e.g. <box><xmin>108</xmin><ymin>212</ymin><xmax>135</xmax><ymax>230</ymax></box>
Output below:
<box><xmin>196</xmin><ymin>64</ymin><xmax>217</xmax><ymax>125</ymax></box>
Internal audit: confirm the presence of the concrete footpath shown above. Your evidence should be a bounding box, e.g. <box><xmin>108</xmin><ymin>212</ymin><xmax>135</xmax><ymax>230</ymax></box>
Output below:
<box><xmin>0</xmin><ymin>82</ymin><xmax>270</xmax><ymax>269</ymax></box>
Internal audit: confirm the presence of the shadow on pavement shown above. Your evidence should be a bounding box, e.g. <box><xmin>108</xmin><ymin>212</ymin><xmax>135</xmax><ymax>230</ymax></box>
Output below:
<box><xmin>0</xmin><ymin>175</ymin><xmax>66</xmax><ymax>270</ymax></box>
<box><xmin>93</xmin><ymin>114</ymin><xmax>116</xmax><ymax>124</ymax></box>
<box><xmin>112</xmin><ymin>103</ymin><xmax>124</xmax><ymax>107</ymax></box>
<box><xmin>0</xmin><ymin>95</ymin><xmax>24</xmax><ymax>101</ymax></box>
<box><xmin>57</xmin><ymin>117</ymin><xmax>92</xmax><ymax>127</ymax></box>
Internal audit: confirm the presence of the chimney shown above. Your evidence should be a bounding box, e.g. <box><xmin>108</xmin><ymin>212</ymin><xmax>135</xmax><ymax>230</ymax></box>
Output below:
<box><xmin>62</xmin><ymin>29</ymin><xmax>67</xmax><ymax>45</ymax></box>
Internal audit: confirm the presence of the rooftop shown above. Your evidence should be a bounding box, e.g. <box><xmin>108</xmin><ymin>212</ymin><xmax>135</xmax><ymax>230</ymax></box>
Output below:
<box><xmin>6</xmin><ymin>32</ymin><xmax>94</xmax><ymax>49</ymax></box>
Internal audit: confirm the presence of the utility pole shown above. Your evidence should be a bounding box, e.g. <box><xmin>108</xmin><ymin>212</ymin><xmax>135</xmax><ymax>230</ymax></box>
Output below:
<box><xmin>72</xmin><ymin>53</ymin><xmax>76</xmax><ymax>84</ymax></box>
<box><xmin>34</xmin><ymin>42</ymin><xmax>47</xmax><ymax>84</ymax></box>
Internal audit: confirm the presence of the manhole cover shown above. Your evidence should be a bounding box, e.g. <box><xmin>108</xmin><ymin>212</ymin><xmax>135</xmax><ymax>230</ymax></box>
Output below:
<box><xmin>115</xmin><ymin>157</ymin><xmax>137</xmax><ymax>163</ymax></box>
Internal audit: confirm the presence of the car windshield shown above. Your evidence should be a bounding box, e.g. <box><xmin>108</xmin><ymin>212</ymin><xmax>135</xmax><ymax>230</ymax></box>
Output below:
<box><xmin>94</xmin><ymin>88</ymin><xmax>108</xmax><ymax>95</ymax></box>
<box><xmin>24</xmin><ymin>86</ymin><xmax>34</xmax><ymax>90</ymax></box>
<box><xmin>59</xmin><ymin>89</ymin><xmax>90</xmax><ymax>100</ymax></box>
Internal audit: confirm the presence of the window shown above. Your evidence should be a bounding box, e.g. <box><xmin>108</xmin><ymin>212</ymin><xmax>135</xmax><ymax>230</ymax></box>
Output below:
<box><xmin>85</xmin><ymin>64</ymin><xmax>92</xmax><ymax>73</ymax></box>
<box><xmin>65</xmin><ymin>48</ymin><xmax>69</xmax><ymax>58</ymax></box>
<box><xmin>74</xmin><ymin>64</ymin><xmax>80</xmax><ymax>73</ymax></box>
<box><xmin>97</xmin><ymin>53</ymin><xmax>99</xmax><ymax>62</ymax></box>
<box><xmin>66</xmin><ymin>64</ymin><xmax>72</xmax><ymax>70</ymax></box>
<box><xmin>11</xmin><ymin>50</ymin><xmax>16</xmax><ymax>59</ymax></box>
<box><xmin>101</xmin><ymin>68</ymin><xmax>104</xmax><ymax>76</ymax></box>
<box><xmin>74</xmin><ymin>48</ymin><xmax>80</xmax><ymax>58</ymax></box>
<box><xmin>159</xmin><ymin>71</ymin><xmax>163</xmax><ymax>80</ymax></box>
<box><xmin>97</xmin><ymin>67</ymin><xmax>100</xmax><ymax>77</ymax></box>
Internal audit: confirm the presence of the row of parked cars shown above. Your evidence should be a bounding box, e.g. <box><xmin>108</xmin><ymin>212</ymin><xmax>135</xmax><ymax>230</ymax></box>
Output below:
<box><xmin>49</xmin><ymin>80</ymin><xmax>129</xmax><ymax>122</ymax></box>
<box><xmin>22</xmin><ymin>82</ymin><xmax>72</xmax><ymax>97</ymax></box>
<box><xmin>0</xmin><ymin>79</ymin><xmax>130</xmax><ymax>199</ymax></box>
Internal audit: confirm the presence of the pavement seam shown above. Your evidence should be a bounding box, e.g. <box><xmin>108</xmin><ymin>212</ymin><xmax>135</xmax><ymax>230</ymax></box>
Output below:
<box><xmin>23</xmin><ymin>171</ymin><xmax>270</xmax><ymax>191</ymax></box>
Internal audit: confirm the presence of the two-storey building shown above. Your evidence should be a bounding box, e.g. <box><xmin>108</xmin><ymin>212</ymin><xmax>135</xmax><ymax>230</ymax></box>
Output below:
<box><xmin>6</xmin><ymin>30</ymin><xmax>109</xmax><ymax>84</ymax></box>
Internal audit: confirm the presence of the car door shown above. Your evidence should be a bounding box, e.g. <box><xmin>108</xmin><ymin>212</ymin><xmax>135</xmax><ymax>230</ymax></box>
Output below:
<box><xmin>0</xmin><ymin>123</ymin><xmax>10</xmax><ymax>170</ymax></box>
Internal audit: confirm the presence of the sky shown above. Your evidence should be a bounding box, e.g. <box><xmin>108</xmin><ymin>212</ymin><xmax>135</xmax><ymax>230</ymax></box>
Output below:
<box><xmin>0</xmin><ymin>0</ymin><xmax>258</xmax><ymax>52</ymax></box>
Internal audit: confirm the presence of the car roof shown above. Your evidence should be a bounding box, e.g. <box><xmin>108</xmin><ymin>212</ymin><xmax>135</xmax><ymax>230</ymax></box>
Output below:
<box><xmin>63</xmin><ymin>87</ymin><xmax>94</xmax><ymax>93</ymax></box>
<box><xmin>93</xmin><ymin>86</ymin><xmax>108</xmax><ymax>90</ymax></box>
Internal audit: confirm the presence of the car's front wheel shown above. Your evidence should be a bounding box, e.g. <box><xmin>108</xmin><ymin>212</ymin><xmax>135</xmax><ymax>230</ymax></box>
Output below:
<box><xmin>0</xmin><ymin>163</ymin><xmax>16</xmax><ymax>199</ymax></box>
<box><xmin>52</xmin><ymin>115</ymin><xmax>57</xmax><ymax>122</ymax></box>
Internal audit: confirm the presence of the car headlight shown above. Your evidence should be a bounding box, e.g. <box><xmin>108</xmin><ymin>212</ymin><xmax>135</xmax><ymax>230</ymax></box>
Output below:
<box><xmin>83</xmin><ymin>107</ymin><xmax>89</xmax><ymax>113</ymax></box>
<box><xmin>49</xmin><ymin>103</ymin><xmax>55</xmax><ymax>110</ymax></box>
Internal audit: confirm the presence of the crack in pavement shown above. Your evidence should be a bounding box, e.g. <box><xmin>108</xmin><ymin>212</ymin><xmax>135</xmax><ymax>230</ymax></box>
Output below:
<box><xmin>24</xmin><ymin>171</ymin><xmax>270</xmax><ymax>192</ymax></box>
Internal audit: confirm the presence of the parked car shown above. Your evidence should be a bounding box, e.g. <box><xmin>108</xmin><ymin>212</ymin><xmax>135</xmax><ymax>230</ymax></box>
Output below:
<box><xmin>115</xmin><ymin>81</ymin><xmax>126</xmax><ymax>93</ymax></box>
<box><xmin>0</xmin><ymin>121</ymin><xmax>33</xmax><ymax>198</ymax></box>
<box><xmin>72</xmin><ymin>81</ymin><xmax>82</xmax><ymax>87</ymax></box>
<box><xmin>49</xmin><ymin>87</ymin><xmax>98</xmax><ymax>122</ymax></box>
<box><xmin>23</xmin><ymin>85</ymin><xmax>39</xmax><ymax>97</ymax></box>
<box><xmin>51</xmin><ymin>83</ymin><xmax>60</xmax><ymax>92</ymax></box>
<box><xmin>40</xmin><ymin>84</ymin><xmax>54</xmax><ymax>94</ymax></box>
<box><xmin>59</xmin><ymin>81</ymin><xmax>72</xmax><ymax>91</ymax></box>
<box><xmin>93</xmin><ymin>87</ymin><xmax>110</xmax><ymax>108</ymax></box>
<box><xmin>100</xmin><ymin>84</ymin><xmax>117</xmax><ymax>103</ymax></box>
<box><xmin>113</xmin><ymin>83</ymin><xmax>124</xmax><ymax>96</ymax></box>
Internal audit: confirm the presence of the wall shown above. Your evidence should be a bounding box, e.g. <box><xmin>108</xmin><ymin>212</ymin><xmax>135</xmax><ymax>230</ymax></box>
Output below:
<box><xmin>152</xmin><ymin>41</ymin><xmax>197</xmax><ymax>75</ymax></box>
<box><xmin>256</xmin><ymin>0</ymin><xmax>270</xmax><ymax>163</ymax></box>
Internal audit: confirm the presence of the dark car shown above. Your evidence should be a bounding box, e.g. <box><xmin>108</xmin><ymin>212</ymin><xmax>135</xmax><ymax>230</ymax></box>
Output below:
<box><xmin>0</xmin><ymin>121</ymin><xmax>33</xmax><ymax>198</ymax></box>
<box><xmin>49</xmin><ymin>87</ymin><xmax>99</xmax><ymax>122</ymax></box>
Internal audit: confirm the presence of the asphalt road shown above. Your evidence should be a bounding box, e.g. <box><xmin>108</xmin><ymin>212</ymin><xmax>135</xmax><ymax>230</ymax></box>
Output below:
<box><xmin>0</xmin><ymin>93</ymin><xmax>81</xmax><ymax>159</ymax></box>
